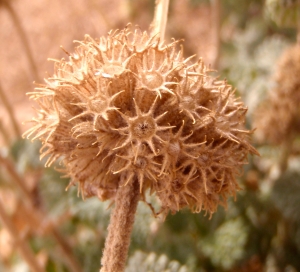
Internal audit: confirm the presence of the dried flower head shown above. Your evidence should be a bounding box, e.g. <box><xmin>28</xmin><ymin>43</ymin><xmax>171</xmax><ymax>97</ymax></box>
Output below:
<box><xmin>24</xmin><ymin>26</ymin><xmax>257</xmax><ymax>216</ymax></box>
<box><xmin>254</xmin><ymin>44</ymin><xmax>300</xmax><ymax>144</ymax></box>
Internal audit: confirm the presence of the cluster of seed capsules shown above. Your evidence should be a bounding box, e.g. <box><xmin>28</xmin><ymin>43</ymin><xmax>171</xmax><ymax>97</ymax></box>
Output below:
<box><xmin>25</xmin><ymin>26</ymin><xmax>257</xmax><ymax>216</ymax></box>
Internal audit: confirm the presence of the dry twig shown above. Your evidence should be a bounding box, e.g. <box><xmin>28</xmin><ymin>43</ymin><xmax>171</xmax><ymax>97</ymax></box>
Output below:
<box><xmin>0</xmin><ymin>81</ymin><xmax>21</xmax><ymax>139</ymax></box>
<box><xmin>0</xmin><ymin>119</ymin><xmax>10</xmax><ymax>146</ymax></box>
<box><xmin>0</xmin><ymin>154</ymin><xmax>83</xmax><ymax>272</ymax></box>
<box><xmin>150</xmin><ymin>0</ymin><xmax>170</xmax><ymax>43</ymax></box>
<box><xmin>0</xmin><ymin>197</ymin><xmax>45</xmax><ymax>272</ymax></box>
<box><xmin>1</xmin><ymin>0</ymin><xmax>40</xmax><ymax>81</ymax></box>
<box><xmin>210</xmin><ymin>0</ymin><xmax>221</xmax><ymax>68</ymax></box>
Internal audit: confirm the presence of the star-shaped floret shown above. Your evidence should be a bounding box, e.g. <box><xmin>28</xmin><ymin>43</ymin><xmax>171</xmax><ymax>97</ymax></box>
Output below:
<box><xmin>155</xmin><ymin>167</ymin><xmax>201</xmax><ymax>213</ymax></box>
<box><xmin>68</xmin><ymin>81</ymin><xmax>123</xmax><ymax>131</ymax></box>
<box><xmin>24</xmin><ymin>98</ymin><xmax>60</xmax><ymax>143</ymax></box>
<box><xmin>113</xmin><ymin>96</ymin><xmax>174</xmax><ymax>158</ymax></box>
<box><xmin>178</xmin><ymin>140</ymin><xmax>243</xmax><ymax>195</ymax></box>
<box><xmin>159</xmin><ymin>121</ymin><xmax>206</xmax><ymax>176</ymax></box>
<box><xmin>111</xmin><ymin>144</ymin><xmax>161</xmax><ymax>193</ymax></box>
<box><xmin>134</xmin><ymin>48</ymin><xmax>181</xmax><ymax>97</ymax></box>
<box><xmin>125</xmin><ymin>25</ymin><xmax>160</xmax><ymax>53</ymax></box>
<box><xmin>203</xmin><ymin>87</ymin><xmax>251</xmax><ymax>144</ymax></box>
<box><xmin>96</xmin><ymin>39</ymin><xmax>135</xmax><ymax>78</ymax></box>
<box><xmin>175</xmin><ymin>75</ymin><xmax>212</xmax><ymax>124</ymax></box>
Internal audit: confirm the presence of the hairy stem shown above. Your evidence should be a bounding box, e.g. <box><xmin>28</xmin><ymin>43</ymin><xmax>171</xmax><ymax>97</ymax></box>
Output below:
<box><xmin>150</xmin><ymin>0</ymin><xmax>170</xmax><ymax>43</ymax></box>
<box><xmin>100</xmin><ymin>179</ymin><xmax>140</xmax><ymax>272</ymax></box>
<box><xmin>0</xmin><ymin>197</ymin><xmax>45</xmax><ymax>272</ymax></box>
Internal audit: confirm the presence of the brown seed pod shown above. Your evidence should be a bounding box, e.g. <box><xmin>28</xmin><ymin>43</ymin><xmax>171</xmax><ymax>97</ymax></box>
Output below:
<box><xmin>254</xmin><ymin>44</ymin><xmax>300</xmax><ymax>144</ymax></box>
<box><xmin>24</xmin><ymin>26</ymin><xmax>257</xmax><ymax>216</ymax></box>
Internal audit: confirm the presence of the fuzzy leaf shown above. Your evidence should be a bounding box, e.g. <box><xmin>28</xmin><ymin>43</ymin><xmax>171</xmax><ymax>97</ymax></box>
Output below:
<box><xmin>125</xmin><ymin>250</ymin><xmax>190</xmax><ymax>272</ymax></box>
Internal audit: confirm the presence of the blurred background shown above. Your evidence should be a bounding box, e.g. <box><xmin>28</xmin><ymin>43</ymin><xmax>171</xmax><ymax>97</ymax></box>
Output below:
<box><xmin>0</xmin><ymin>0</ymin><xmax>300</xmax><ymax>271</ymax></box>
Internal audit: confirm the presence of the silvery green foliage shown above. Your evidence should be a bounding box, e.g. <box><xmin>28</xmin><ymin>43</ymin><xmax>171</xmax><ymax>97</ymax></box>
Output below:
<box><xmin>272</xmin><ymin>171</ymin><xmax>300</xmax><ymax>224</ymax></box>
<box><xmin>220</xmin><ymin>22</ymin><xmax>290</xmax><ymax>115</ymax></box>
<box><xmin>200</xmin><ymin>217</ymin><xmax>248</xmax><ymax>270</ymax></box>
<box><xmin>132</xmin><ymin>196</ymin><xmax>159</xmax><ymax>242</ymax></box>
<box><xmin>10</xmin><ymin>139</ymin><xmax>42</xmax><ymax>171</ymax></box>
<box><xmin>265</xmin><ymin>0</ymin><xmax>300</xmax><ymax>27</ymax></box>
<box><xmin>246</xmin><ymin>37</ymin><xmax>289</xmax><ymax>114</ymax></box>
<box><xmin>125</xmin><ymin>251</ymin><xmax>190</xmax><ymax>272</ymax></box>
<box><xmin>69</xmin><ymin>195</ymin><xmax>111</xmax><ymax>225</ymax></box>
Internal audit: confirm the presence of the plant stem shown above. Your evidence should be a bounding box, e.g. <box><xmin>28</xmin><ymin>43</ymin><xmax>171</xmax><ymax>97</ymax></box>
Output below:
<box><xmin>0</xmin><ymin>119</ymin><xmax>11</xmax><ymax>146</ymax></box>
<box><xmin>0</xmin><ymin>155</ymin><xmax>32</xmax><ymax>201</ymax></box>
<box><xmin>297</xmin><ymin>7</ymin><xmax>300</xmax><ymax>45</ymax></box>
<box><xmin>150</xmin><ymin>0</ymin><xmax>170</xmax><ymax>43</ymax></box>
<box><xmin>0</xmin><ymin>155</ymin><xmax>83</xmax><ymax>272</ymax></box>
<box><xmin>0</xmin><ymin>81</ymin><xmax>21</xmax><ymax>139</ymax></box>
<box><xmin>0</xmin><ymin>197</ymin><xmax>45</xmax><ymax>272</ymax></box>
<box><xmin>210</xmin><ymin>0</ymin><xmax>221</xmax><ymax>69</ymax></box>
<box><xmin>279</xmin><ymin>137</ymin><xmax>294</xmax><ymax>173</ymax></box>
<box><xmin>51</xmin><ymin>229</ymin><xmax>82</xmax><ymax>272</ymax></box>
<box><xmin>100</xmin><ymin>179</ymin><xmax>140</xmax><ymax>272</ymax></box>
<box><xmin>2</xmin><ymin>0</ymin><xmax>40</xmax><ymax>81</ymax></box>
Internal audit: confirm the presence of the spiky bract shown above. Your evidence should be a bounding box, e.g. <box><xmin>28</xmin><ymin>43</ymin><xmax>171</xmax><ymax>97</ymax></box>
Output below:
<box><xmin>25</xmin><ymin>26</ymin><xmax>257</xmax><ymax>216</ymax></box>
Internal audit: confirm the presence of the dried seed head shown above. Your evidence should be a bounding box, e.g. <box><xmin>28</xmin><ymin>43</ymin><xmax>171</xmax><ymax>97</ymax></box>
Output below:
<box><xmin>24</xmin><ymin>26</ymin><xmax>257</xmax><ymax>216</ymax></box>
<box><xmin>254</xmin><ymin>44</ymin><xmax>300</xmax><ymax>144</ymax></box>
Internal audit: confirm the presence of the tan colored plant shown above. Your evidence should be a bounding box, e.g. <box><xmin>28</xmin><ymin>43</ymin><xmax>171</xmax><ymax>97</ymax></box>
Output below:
<box><xmin>24</xmin><ymin>2</ymin><xmax>257</xmax><ymax>271</ymax></box>
<box><xmin>255</xmin><ymin>44</ymin><xmax>300</xmax><ymax>145</ymax></box>
<box><xmin>254</xmin><ymin>44</ymin><xmax>300</xmax><ymax>172</ymax></box>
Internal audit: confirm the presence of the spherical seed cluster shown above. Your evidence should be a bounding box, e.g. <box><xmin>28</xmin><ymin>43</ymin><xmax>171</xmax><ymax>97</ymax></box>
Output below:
<box><xmin>25</xmin><ymin>26</ymin><xmax>257</xmax><ymax>216</ymax></box>
<box><xmin>255</xmin><ymin>44</ymin><xmax>300</xmax><ymax>144</ymax></box>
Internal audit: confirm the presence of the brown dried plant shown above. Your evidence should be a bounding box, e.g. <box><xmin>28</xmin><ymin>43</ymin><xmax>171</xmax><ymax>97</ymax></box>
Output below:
<box><xmin>24</xmin><ymin>25</ymin><xmax>257</xmax><ymax>213</ymax></box>
<box><xmin>255</xmin><ymin>44</ymin><xmax>300</xmax><ymax>145</ymax></box>
<box><xmin>23</xmin><ymin>9</ymin><xmax>257</xmax><ymax>271</ymax></box>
